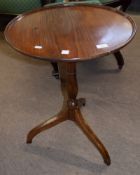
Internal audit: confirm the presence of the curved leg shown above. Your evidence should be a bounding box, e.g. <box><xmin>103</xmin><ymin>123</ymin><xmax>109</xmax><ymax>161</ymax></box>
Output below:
<box><xmin>74</xmin><ymin>109</ymin><xmax>111</xmax><ymax>165</ymax></box>
<box><xmin>114</xmin><ymin>51</ymin><xmax>124</xmax><ymax>70</ymax></box>
<box><xmin>51</xmin><ymin>62</ymin><xmax>59</xmax><ymax>79</ymax></box>
<box><xmin>27</xmin><ymin>110</ymin><xmax>67</xmax><ymax>143</ymax></box>
<box><xmin>59</xmin><ymin>62</ymin><xmax>111</xmax><ymax>165</ymax></box>
<box><xmin>27</xmin><ymin>62</ymin><xmax>111</xmax><ymax>165</ymax></box>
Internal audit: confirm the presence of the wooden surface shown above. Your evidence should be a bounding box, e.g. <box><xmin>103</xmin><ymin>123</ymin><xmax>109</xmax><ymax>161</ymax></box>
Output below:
<box><xmin>27</xmin><ymin>62</ymin><xmax>111</xmax><ymax>165</ymax></box>
<box><xmin>4</xmin><ymin>4</ymin><xmax>136</xmax><ymax>166</ymax></box>
<box><xmin>4</xmin><ymin>4</ymin><xmax>136</xmax><ymax>62</ymax></box>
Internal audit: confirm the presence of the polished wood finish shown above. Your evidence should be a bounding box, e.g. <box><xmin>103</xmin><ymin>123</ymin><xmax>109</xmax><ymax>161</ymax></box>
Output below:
<box><xmin>27</xmin><ymin>62</ymin><xmax>111</xmax><ymax>165</ymax></box>
<box><xmin>5</xmin><ymin>5</ymin><xmax>136</xmax><ymax>62</ymax></box>
<box><xmin>50</xmin><ymin>0</ymin><xmax>132</xmax><ymax>77</ymax></box>
<box><xmin>95</xmin><ymin>0</ymin><xmax>132</xmax><ymax>70</ymax></box>
<box><xmin>4</xmin><ymin>4</ymin><xmax>136</xmax><ymax>166</ymax></box>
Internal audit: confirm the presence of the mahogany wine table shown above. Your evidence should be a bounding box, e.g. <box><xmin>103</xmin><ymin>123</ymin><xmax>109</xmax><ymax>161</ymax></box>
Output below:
<box><xmin>4</xmin><ymin>4</ymin><xmax>136</xmax><ymax>165</ymax></box>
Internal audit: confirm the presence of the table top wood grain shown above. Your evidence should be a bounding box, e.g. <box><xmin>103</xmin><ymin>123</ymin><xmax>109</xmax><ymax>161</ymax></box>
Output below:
<box><xmin>4</xmin><ymin>4</ymin><xmax>136</xmax><ymax>62</ymax></box>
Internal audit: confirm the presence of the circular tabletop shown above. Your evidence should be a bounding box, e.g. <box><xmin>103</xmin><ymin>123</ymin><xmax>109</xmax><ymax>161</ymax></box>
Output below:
<box><xmin>4</xmin><ymin>4</ymin><xmax>136</xmax><ymax>62</ymax></box>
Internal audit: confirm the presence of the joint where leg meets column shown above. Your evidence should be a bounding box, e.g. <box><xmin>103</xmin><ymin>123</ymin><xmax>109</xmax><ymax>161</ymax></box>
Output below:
<box><xmin>67</xmin><ymin>98</ymin><xmax>86</xmax><ymax>109</ymax></box>
<box><xmin>67</xmin><ymin>99</ymin><xmax>78</xmax><ymax>109</ymax></box>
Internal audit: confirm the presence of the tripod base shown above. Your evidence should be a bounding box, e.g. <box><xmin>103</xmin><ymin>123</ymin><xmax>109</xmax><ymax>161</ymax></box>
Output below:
<box><xmin>26</xmin><ymin>62</ymin><xmax>111</xmax><ymax>166</ymax></box>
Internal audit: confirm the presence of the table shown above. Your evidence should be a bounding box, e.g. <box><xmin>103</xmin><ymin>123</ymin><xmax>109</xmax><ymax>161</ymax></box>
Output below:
<box><xmin>46</xmin><ymin>0</ymin><xmax>132</xmax><ymax>78</ymax></box>
<box><xmin>4</xmin><ymin>4</ymin><xmax>136</xmax><ymax>165</ymax></box>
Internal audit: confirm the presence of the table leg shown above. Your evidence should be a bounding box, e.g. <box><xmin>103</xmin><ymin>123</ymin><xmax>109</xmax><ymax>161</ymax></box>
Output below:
<box><xmin>114</xmin><ymin>51</ymin><xmax>124</xmax><ymax>69</ymax></box>
<box><xmin>74</xmin><ymin>108</ymin><xmax>111</xmax><ymax>165</ymax></box>
<box><xmin>58</xmin><ymin>62</ymin><xmax>110</xmax><ymax>165</ymax></box>
<box><xmin>26</xmin><ymin>110</ymin><xmax>67</xmax><ymax>143</ymax></box>
<box><xmin>26</xmin><ymin>62</ymin><xmax>111</xmax><ymax>165</ymax></box>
